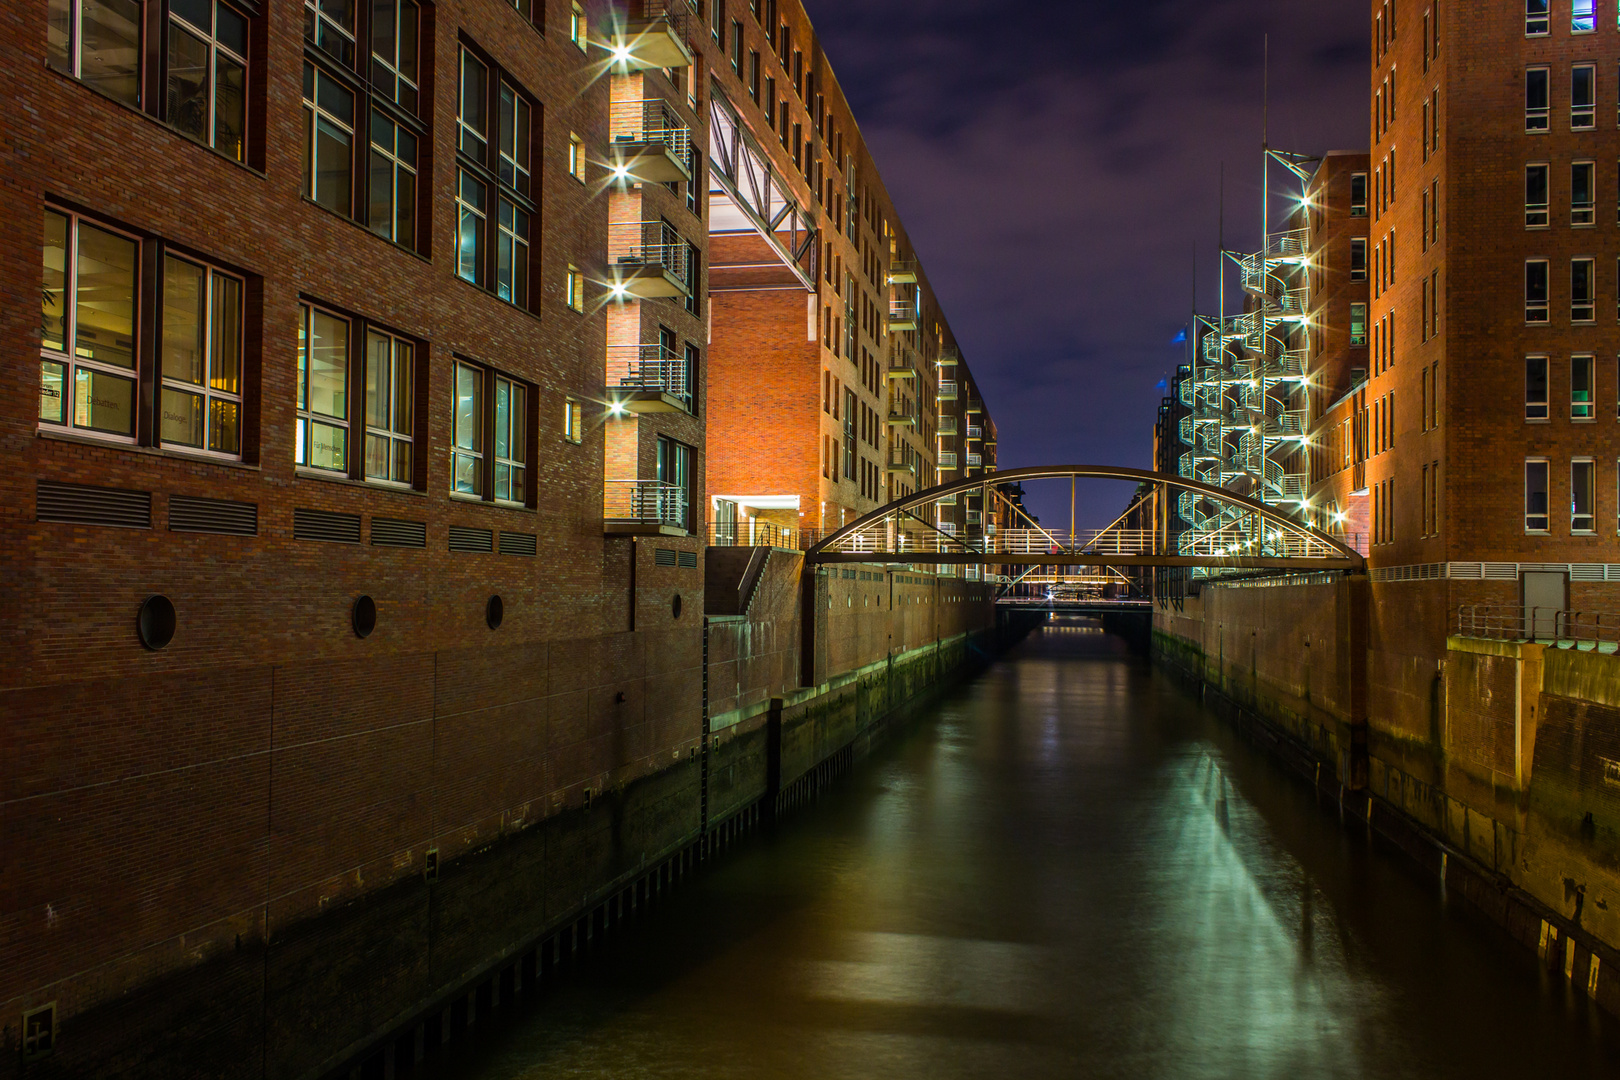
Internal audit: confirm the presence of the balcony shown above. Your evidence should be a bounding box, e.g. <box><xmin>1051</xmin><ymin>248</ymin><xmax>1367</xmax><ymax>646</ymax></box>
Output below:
<box><xmin>938</xmin><ymin>451</ymin><xmax>959</xmax><ymax>470</ymax></box>
<box><xmin>966</xmin><ymin>425</ymin><xmax>983</xmax><ymax>440</ymax></box>
<box><xmin>608</xmin><ymin>221</ymin><xmax>691</xmax><ymax>299</ymax></box>
<box><xmin>609</xmin><ymin>99</ymin><xmax>692</xmax><ymax>184</ymax></box>
<box><xmin>889</xmin><ymin>296</ymin><xmax>918</xmax><ymax>332</ymax></box>
<box><xmin>966</xmin><ymin>453</ymin><xmax>983</xmax><ymax>468</ymax></box>
<box><xmin>887</xmin><ymin>452</ymin><xmax>916</xmax><ymax>475</ymax></box>
<box><xmin>604</xmin><ymin>479</ymin><xmax>688</xmax><ymax>535</ymax></box>
<box><xmin>938</xmin><ymin>416</ymin><xmax>957</xmax><ymax>435</ymax></box>
<box><xmin>888</xmin><ymin>260</ymin><xmax>917</xmax><ymax>284</ymax></box>
<box><xmin>937</xmin><ymin>380</ymin><xmax>958</xmax><ymax>401</ymax></box>
<box><xmin>607</xmin><ymin>344</ymin><xmax>691</xmax><ymax>412</ymax></box>
<box><xmin>887</xmin><ymin>407</ymin><xmax>917</xmax><ymax>427</ymax></box>
<box><xmin>612</xmin><ymin>1</ymin><xmax>695</xmax><ymax>71</ymax></box>
<box><xmin>937</xmin><ymin>349</ymin><xmax>959</xmax><ymax>367</ymax></box>
<box><xmin>888</xmin><ymin>357</ymin><xmax>918</xmax><ymax>379</ymax></box>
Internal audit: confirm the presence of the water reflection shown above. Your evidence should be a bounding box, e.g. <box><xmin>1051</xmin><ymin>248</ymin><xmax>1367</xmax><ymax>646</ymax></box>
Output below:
<box><xmin>427</xmin><ymin>620</ymin><xmax>1620</xmax><ymax>1080</ymax></box>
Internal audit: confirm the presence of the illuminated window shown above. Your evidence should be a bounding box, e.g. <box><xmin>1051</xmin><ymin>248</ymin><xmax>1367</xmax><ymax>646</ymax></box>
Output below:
<box><xmin>1575</xmin><ymin>0</ymin><xmax>1595</xmax><ymax>32</ymax></box>
<box><xmin>567</xmin><ymin>264</ymin><xmax>585</xmax><ymax>311</ymax></box>
<box><xmin>569</xmin><ymin>132</ymin><xmax>586</xmax><ymax>182</ymax></box>
<box><xmin>564</xmin><ymin>397</ymin><xmax>584</xmax><ymax>444</ymax></box>
<box><xmin>297</xmin><ymin>303</ymin><xmax>351</xmax><ymax>472</ymax></box>
<box><xmin>571</xmin><ymin>2</ymin><xmax>587</xmax><ymax>50</ymax></box>
<box><xmin>1573</xmin><ymin>355</ymin><xmax>1596</xmax><ymax>419</ymax></box>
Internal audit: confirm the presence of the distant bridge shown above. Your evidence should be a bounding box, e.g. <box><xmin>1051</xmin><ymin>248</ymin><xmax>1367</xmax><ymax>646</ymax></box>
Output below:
<box><xmin>803</xmin><ymin>465</ymin><xmax>1364</xmax><ymax>573</ymax></box>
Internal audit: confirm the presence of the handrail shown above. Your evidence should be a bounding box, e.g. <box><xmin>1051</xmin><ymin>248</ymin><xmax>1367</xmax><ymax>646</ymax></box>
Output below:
<box><xmin>1456</xmin><ymin>605</ymin><xmax>1620</xmax><ymax>649</ymax></box>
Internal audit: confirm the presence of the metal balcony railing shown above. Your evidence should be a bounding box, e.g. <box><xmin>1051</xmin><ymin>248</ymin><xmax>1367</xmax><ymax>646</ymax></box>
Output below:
<box><xmin>966</xmin><ymin>452</ymin><xmax>983</xmax><ymax>468</ymax></box>
<box><xmin>938</xmin><ymin>380</ymin><xmax>958</xmax><ymax>400</ymax></box>
<box><xmin>938</xmin><ymin>416</ymin><xmax>958</xmax><ymax>434</ymax></box>
<box><xmin>966</xmin><ymin>425</ymin><xmax>983</xmax><ymax>439</ymax></box>
<box><xmin>610</xmin><ymin>98</ymin><xmax>692</xmax><ymax>162</ymax></box>
<box><xmin>889</xmin><ymin>298</ymin><xmax>918</xmax><ymax>327</ymax></box>
<box><xmin>888</xmin><ymin>260</ymin><xmax>918</xmax><ymax>283</ymax></box>
<box><xmin>1457</xmin><ymin>606</ymin><xmax>1620</xmax><ymax>651</ymax></box>
<box><xmin>608</xmin><ymin>344</ymin><xmax>691</xmax><ymax>403</ymax></box>
<box><xmin>938</xmin><ymin>451</ymin><xmax>959</xmax><ymax>469</ymax></box>
<box><xmin>609</xmin><ymin>220</ymin><xmax>691</xmax><ymax>277</ymax></box>
<box><xmin>604</xmin><ymin>479</ymin><xmax>687</xmax><ymax>528</ymax></box>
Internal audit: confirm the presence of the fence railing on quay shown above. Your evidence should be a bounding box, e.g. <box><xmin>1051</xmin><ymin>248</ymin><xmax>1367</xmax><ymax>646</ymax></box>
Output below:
<box><xmin>1456</xmin><ymin>605</ymin><xmax>1620</xmax><ymax>651</ymax></box>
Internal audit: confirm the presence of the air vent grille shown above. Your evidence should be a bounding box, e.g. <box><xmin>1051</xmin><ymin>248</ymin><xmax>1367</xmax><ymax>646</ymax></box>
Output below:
<box><xmin>449</xmin><ymin>525</ymin><xmax>494</xmax><ymax>553</ymax></box>
<box><xmin>678</xmin><ymin>550</ymin><xmax>698</xmax><ymax>569</ymax></box>
<box><xmin>169</xmin><ymin>495</ymin><xmax>257</xmax><ymax>536</ymax></box>
<box><xmin>371</xmin><ymin>517</ymin><xmax>427</xmax><ymax>548</ymax></box>
<box><xmin>655</xmin><ymin>547</ymin><xmax>678</xmax><ymax>567</ymax></box>
<box><xmin>499</xmin><ymin>530</ymin><xmax>537</xmax><ymax>557</ymax></box>
<box><xmin>293</xmin><ymin>507</ymin><xmax>362</xmax><ymax>544</ymax></box>
<box><xmin>37</xmin><ymin>480</ymin><xmax>151</xmax><ymax>528</ymax></box>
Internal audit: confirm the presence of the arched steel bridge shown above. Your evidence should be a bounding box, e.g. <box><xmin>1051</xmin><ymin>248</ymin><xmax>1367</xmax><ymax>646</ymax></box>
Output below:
<box><xmin>804</xmin><ymin>466</ymin><xmax>1364</xmax><ymax>573</ymax></box>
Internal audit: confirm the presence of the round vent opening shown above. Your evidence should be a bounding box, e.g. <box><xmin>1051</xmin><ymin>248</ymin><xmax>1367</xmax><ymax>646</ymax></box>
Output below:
<box><xmin>352</xmin><ymin>595</ymin><xmax>377</xmax><ymax>639</ymax></box>
<box><xmin>671</xmin><ymin>593</ymin><xmax>683</xmax><ymax>620</ymax></box>
<box><xmin>486</xmin><ymin>594</ymin><xmax>505</xmax><ymax>630</ymax></box>
<box><xmin>137</xmin><ymin>595</ymin><xmax>177</xmax><ymax>651</ymax></box>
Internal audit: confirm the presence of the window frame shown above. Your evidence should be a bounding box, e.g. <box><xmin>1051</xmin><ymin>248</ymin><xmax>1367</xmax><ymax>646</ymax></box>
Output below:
<box><xmin>164</xmin><ymin>0</ymin><xmax>251</xmax><ymax>161</ymax></box>
<box><xmin>1526</xmin><ymin>355</ymin><xmax>1550</xmax><ymax>421</ymax></box>
<box><xmin>1527</xmin><ymin>66</ymin><xmax>1550</xmax><ymax>132</ymax></box>
<box><xmin>1573</xmin><ymin>458</ymin><xmax>1597</xmax><ymax>533</ymax></box>
<box><xmin>363</xmin><ymin>326</ymin><xmax>415</xmax><ymax>486</ymax></box>
<box><xmin>1573</xmin><ymin>257</ymin><xmax>1597</xmax><ymax>322</ymax></box>
<box><xmin>296</xmin><ymin>300</ymin><xmax>353</xmax><ymax>474</ymax></box>
<box><xmin>1573</xmin><ymin>64</ymin><xmax>1598</xmax><ymax>130</ymax></box>
<box><xmin>1527</xmin><ymin>0</ymin><xmax>1549</xmax><ymax>36</ymax></box>
<box><xmin>1526</xmin><ymin>258</ymin><xmax>1550</xmax><ymax>323</ymax></box>
<box><xmin>158</xmin><ymin>252</ymin><xmax>245</xmax><ymax>459</ymax></box>
<box><xmin>454</xmin><ymin>42</ymin><xmax>539</xmax><ymax>310</ymax></box>
<box><xmin>1575</xmin><ymin>0</ymin><xmax>1596</xmax><ymax>32</ymax></box>
<box><xmin>1526</xmin><ymin>458</ymin><xmax>1551</xmax><ymax>533</ymax></box>
<box><xmin>451</xmin><ymin>358</ymin><xmax>534</xmax><ymax>506</ymax></box>
<box><xmin>297</xmin><ymin>299</ymin><xmax>422</xmax><ymax>485</ymax></box>
<box><xmin>1572</xmin><ymin>160</ymin><xmax>1596</xmax><ymax>226</ymax></box>
<box><xmin>1573</xmin><ymin>354</ymin><xmax>1596</xmax><ymax>420</ymax></box>
<box><xmin>1350</xmin><ymin>237</ymin><xmax>1367</xmax><ymax>281</ymax></box>
<box><xmin>1526</xmin><ymin>162</ymin><xmax>1549</xmax><ymax>228</ymax></box>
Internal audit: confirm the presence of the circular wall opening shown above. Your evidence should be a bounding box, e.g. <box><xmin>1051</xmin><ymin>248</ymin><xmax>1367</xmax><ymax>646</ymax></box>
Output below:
<box><xmin>137</xmin><ymin>595</ymin><xmax>177</xmax><ymax>651</ymax></box>
<box><xmin>671</xmin><ymin>593</ymin><xmax>683</xmax><ymax>620</ymax></box>
<box><xmin>352</xmin><ymin>595</ymin><xmax>377</xmax><ymax>638</ymax></box>
<box><xmin>486</xmin><ymin>594</ymin><xmax>505</xmax><ymax>629</ymax></box>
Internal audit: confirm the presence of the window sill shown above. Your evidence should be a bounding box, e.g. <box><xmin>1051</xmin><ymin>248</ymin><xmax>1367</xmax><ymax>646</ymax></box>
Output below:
<box><xmin>1526</xmin><ymin>417</ymin><xmax>1551</xmax><ymax>424</ymax></box>
<box><xmin>449</xmin><ymin>491</ymin><xmax>536</xmax><ymax>513</ymax></box>
<box><xmin>1573</xmin><ymin>417</ymin><xmax>1596</xmax><ymax>424</ymax></box>
<box><xmin>38</xmin><ymin>427</ymin><xmax>261</xmax><ymax>471</ymax></box>
<box><xmin>296</xmin><ymin>468</ymin><xmax>427</xmax><ymax>495</ymax></box>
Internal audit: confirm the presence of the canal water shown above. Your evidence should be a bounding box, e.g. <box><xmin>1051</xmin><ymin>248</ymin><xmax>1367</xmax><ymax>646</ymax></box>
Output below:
<box><xmin>425</xmin><ymin>619</ymin><xmax>1620</xmax><ymax>1079</ymax></box>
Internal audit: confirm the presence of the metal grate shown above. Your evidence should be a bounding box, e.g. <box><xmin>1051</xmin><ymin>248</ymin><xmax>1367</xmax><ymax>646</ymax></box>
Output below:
<box><xmin>678</xmin><ymin>550</ymin><xmax>697</xmax><ymax>568</ymax></box>
<box><xmin>293</xmin><ymin>507</ymin><xmax>361</xmax><ymax>544</ymax></box>
<box><xmin>169</xmin><ymin>495</ymin><xmax>257</xmax><ymax>536</ymax></box>
<box><xmin>449</xmin><ymin>525</ymin><xmax>494</xmax><ymax>553</ymax></box>
<box><xmin>37</xmin><ymin>480</ymin><xmax>151</xmax><ymax>528</ymax></box>
<box><xmin>499</xmin><ymin>530</ymin><xmax>537</xmax><ymax>557</ymax></box>
<box><xmin>655</xmin><ymin>547</ymin><xmax>678</xmax><ymax>566</ymax></box>
<box><xmin>371</xmin><ymin>517</ymin><xmax>427</xmax><ymax>548</ymax></box>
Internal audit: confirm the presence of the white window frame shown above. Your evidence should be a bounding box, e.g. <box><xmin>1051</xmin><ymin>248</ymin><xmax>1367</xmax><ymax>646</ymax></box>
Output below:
<box><xmin>1526</xmin><ymin>355</ymin><xmax>1550</xmax><ymax>421</ymax></box>
<box><xmin>1573</xmin><ymin>257</ymin><xmax>1597</xmax><ymax>322</ymax></box>
<box><xmin>1573</xmin><ymin>354</ymin><xmax>1596</xmax><ymax>420</ymax></box>
<box><xmin>1526</xmin><ymin>162</ymin><xmax>1549</xmax><ymax>227</ymax></box>
<box><xmin>1526</xmin><ymin>458</ymin><xmax>1551</xmax><ymax>533</ymax></box>
<box><xmin>1573</xmin><ymin>459</ymin><xmax>1597</xmax><ymax>533</ymax></box>
<box><xmin>1527</xmin><ymin>66</ymin><xmax>1550</xmax><ymax>132</ymax></box>
<box><xmin>1526</xmin><ymin>258</ymin><xmax>1550</xmax><ymax>322</ymax></box>
<box><xmin>1573</xmin><ymin>64</ymin><xmax>1598</xmax><ymax>129</ymax></box>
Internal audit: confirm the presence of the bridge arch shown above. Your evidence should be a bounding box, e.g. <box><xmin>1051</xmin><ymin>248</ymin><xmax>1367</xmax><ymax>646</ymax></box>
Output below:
<box><xmin>805</xmin><ymin>465</ymin><xmax>1364</xmax><ymax>572</ymax></box>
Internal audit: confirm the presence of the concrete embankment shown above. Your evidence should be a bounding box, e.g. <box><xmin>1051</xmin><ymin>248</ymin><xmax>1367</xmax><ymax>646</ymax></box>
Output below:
<box><xmin>1155</xmin><ymin>579</ymin><xmax>1620</xmax><ymax>1018</ymax></box>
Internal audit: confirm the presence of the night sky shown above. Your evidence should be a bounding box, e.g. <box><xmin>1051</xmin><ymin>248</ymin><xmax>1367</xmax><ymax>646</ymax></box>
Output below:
<box><xmin>807</xmin><ymin>0</ymin><xmax>1370</xmax><ymax>525</ymax></box>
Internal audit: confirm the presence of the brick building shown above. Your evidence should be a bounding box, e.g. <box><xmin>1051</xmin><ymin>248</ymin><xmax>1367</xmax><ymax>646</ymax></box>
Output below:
<box><xmin>0</xmin><ymin>0</ymin><xmax>1001</xmax><ymax>1072</ymax></box>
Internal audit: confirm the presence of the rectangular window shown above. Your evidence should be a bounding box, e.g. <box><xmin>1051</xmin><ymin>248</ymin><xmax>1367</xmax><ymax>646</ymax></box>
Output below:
<box><xmin>1350</xmin><ymin>303</ymin><xmax>1368</xmax><ymax>347</ymax></box>
<box><xmin>571</xmin><ymin>2</ymin><xmax>587</xmax><ymax>51</ymax></box>
<box><xmin>567</xmin><ymin>264</ymin><xmax>585</xmax><ymax>311</ymax></box>
<box><xmin>732</xmin><ymin>20</ymin><xmax>743</xmax><ymax>72</ymax></box>
<box><xmin>370</xmin><ymin>0</ymin><xmax>419</xmax><ymax>111</ymax></box>
<box><xmin>564</xmin><ymin>397</ymin><xmax>583</xmax><ymax>444</ymax></box>
<box><xmin>368</xmin><ymin>111</ymin><xmax>417</xmax><ymax>246</ymax></box>
<box><xmin>1527</xmin><ymin>356</ymin><xmax>1550</xmax><ymax>420</ymax></box>
<box><xmin>48</xmin><ymin>0</ymin><xmax>143</xmax><ymax>106</ymax></box>
<box><xmin>1573</xmin><ymin>355</ymin><xmax>1596</xmax><ymax>419</ymax></box>
<box><xmin>452</xmin><ymin>361</ymin><xmax>484</xmax><ymax>496</ymax></box>
<box><xmin>166</xmin><ymin>0</ymin><xmax>249</xmax><ymax>160</ymax></box>
<box><xmin>40</xmin><ymin>210</ymin><xmax>139</xmax><ymax>439</ymax></box>
<box><xmin>1573</xmin><ymin>460</ymin><xmax>1596</xmax><ymax>532</ymax></box>
<box><xmin>1527</xmin><ymin>459</ymin><xmax>1550</xmax><ymax>531</ymax></box>
<box><xmin>494</xmin><ymin>374</ymin><xmax>527</xmax><ymax>503</ymax></box>
<box><xmin>1572</xmin><ymin>162</ymin><xmax>1595</xmax><ymax>226</ymax></box>
<box><xmin>160</xmin><ymin>255</ymin><xmax>242</xmax><ymax>456</ymax></box>
<box><xmin>1527</xmin><ymin>0</ymin><xmax>1549</xmax><ymax>35</ymax></box>
<box><xmin>1526</xmin><ymin>259</ymin><xmax>1550</xmax><ymax>322</ymax></box>
<box><xmin>1349</xmin><ymin>172</ymin><xmax>1366</xmax><ymax>217</ymax></box>
<box><xmin>1573</xmin><ymin>258</ymin><xmax>1596</xmax><ymax>321</ymax></box>
<box><xmin>1574</xmin><ymin>65</ymin><xmax>1597</xmax><ymax>129</ymax></box>
<box><xmin>303</xmin><ymin>61</ymin><xmax>355</xmax><ymax>216</ymax></box>
<box><xmin>297</xmin><ymin>302</ymin><xmax>350</xmax><ymax>472</ymax></box>
<box><xmin>456</xmin><ymin>48</ymin><xmax>535</xmax><ymax>307</ymax></box>
<box><xmin>364</xmin><ymin>329</ymin><xmax>413</xmax><ymax>484</ymax></box>
<box><xmin>1527</xmin><ymin>67</ymin><xmax>1550</xmax><ymax>131</ymax></box>
<box><xmin>656</xmin><ymin>435</ymin><xmax>693</xmax><ymax>530</ymax></box>
<box><xmin>1526</xmin><ymin>163</ymin><xmax>1549</xmax><ymax>227</ymax></box>
<box><xmin>305</xmin><ymin>0</ymin><xmax>354</xmax><ymax>64</ymax></box>
<box><xmin>1350</xmin><ymin>238</ymin><xmax>1367</xmax><ymax>281</ymax></box>
<box><xmin>749</xmin><ymin>50</ymin><xmax>761</xmax><ymax>102</ymax></box>
<box><xmin>1575</xmin><ymin>0</ymin><xmax>1596</xmax><ymax>31</ymax></box>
